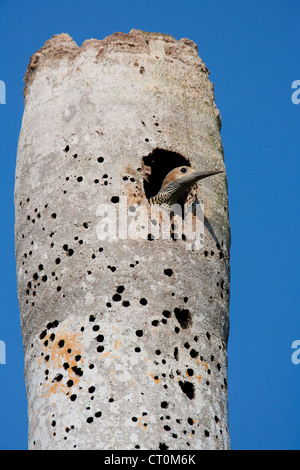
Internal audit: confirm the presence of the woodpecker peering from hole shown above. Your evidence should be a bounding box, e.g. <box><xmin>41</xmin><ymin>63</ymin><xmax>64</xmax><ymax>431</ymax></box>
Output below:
<box><xmin>148</xmin><ymin>166</ymin><xmax>223</xmax><ymax>207</ymax></box>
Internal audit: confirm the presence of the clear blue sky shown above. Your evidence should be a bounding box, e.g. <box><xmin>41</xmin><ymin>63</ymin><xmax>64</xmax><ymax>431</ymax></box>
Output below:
<box><xmin>0</xmin><ymin>0</ymin><xmax>299</xmax><ymax>450</ymax></box>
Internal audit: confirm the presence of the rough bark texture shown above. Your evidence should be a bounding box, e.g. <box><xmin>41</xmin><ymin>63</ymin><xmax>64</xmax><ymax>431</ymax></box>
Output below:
<box><xmin>15</xmin><ymin>29</ymin><xmax>230</xmax><ymax>450</ymax></box>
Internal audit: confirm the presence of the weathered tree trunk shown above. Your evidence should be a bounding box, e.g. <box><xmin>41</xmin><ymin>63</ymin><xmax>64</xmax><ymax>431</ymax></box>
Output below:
<box><xmin>14</xmin><ymin>30</ymin><xmax>230</xmax><ymax>450</ymax></box>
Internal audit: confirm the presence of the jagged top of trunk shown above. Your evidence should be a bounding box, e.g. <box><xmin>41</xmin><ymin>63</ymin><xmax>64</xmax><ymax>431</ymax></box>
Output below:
<box><xmin>23</xmin><ymin>29</ymin><xmax>209</xmax><ymax>99</ymax></box>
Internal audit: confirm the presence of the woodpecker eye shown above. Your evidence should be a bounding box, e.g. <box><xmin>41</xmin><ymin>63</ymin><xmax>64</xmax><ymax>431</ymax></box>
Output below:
<box><xmin>180</xmin><ymin>168</ymin><xmax>187</xmax><ymax>173</ymax></box>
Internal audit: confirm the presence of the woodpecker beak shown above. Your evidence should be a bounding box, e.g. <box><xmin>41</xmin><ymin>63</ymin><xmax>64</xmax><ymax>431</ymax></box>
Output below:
<box><xmin>189</xmin><ymin>170</ymin><xmax>224</xmax><ymax>183</ymax></box>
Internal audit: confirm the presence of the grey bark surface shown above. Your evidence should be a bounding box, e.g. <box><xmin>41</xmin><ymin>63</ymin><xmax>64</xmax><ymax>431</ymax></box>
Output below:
<box><xmin>15</xmin><ymin>30</ymin><xmax>231</xmax><ymax>450</ymax></box>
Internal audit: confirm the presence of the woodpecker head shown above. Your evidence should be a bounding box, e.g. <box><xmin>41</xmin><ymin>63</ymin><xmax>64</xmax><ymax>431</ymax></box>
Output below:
<box><xmin>161</xmin><ymin>166</ymin><xmax>223</xmax><ymax>190</ymax></box>
<box><xmin>152</xmin><ymin>165</ymin><xmax>223</xmax><ymax>206</ymax></box>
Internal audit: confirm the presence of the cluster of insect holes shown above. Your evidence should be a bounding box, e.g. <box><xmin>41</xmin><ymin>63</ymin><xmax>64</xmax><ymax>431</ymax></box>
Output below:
<box><xmin>36</xmin><ymin>310</ymin><xmax>223</xmax><ymax>449</ymax></box>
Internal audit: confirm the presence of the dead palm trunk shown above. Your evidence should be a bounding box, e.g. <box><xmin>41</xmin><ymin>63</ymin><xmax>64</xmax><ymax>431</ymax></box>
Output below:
<box><xmin>14</xmin><ymin>30</ymin><xmax>231</xmax><ymax>450</ymax></box>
